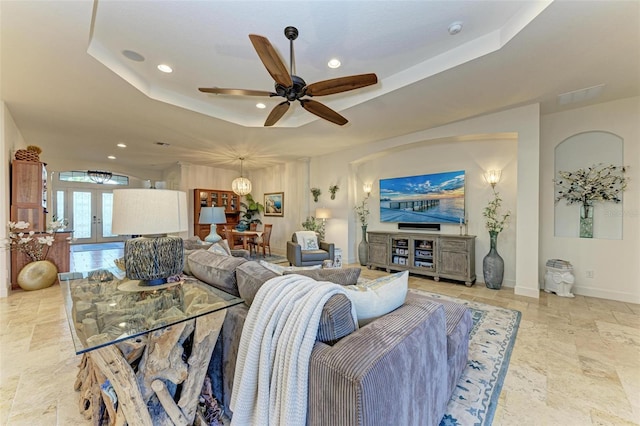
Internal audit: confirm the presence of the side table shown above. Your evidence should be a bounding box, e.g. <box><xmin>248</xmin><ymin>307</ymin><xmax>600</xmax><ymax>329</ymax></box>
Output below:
<box><xmin>60</xmin><ymin>269</ymin><xmax>243</xmax><ymax>425</ymax></box>
<box><xmin>333</xmin><ymin>248</ymin><xmax>343</xmax><ymax>268</ymax></box>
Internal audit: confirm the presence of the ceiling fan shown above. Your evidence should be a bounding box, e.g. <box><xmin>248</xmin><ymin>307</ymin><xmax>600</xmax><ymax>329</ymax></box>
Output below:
<box><xmin>199</xmin><ymin>26</ymin><xmax>378</xmax><ymax>126</ymax></box>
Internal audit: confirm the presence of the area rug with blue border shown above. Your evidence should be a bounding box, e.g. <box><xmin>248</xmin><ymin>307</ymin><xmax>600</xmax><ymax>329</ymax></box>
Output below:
<box><xmin>410</xmin><ymin>289</ymin><xmax>521</xmax><ymax>426</ymax></box>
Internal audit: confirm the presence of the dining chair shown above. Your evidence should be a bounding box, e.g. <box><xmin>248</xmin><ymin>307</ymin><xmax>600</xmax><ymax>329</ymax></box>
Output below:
<box><xmin>223</xmin><ymin>226</ymin><xmax>244</xmax><ymax>249</ymax></box>
<box><xmin>249</xmin><ymin>224</ymin><xmax>272</xmax><ymax>257</ymax></box>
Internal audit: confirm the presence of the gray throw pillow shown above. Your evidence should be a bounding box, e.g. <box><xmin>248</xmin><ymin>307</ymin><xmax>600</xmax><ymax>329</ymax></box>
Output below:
<box><xmin>236</xmin><ymin>261</ymin><xmax>279</xmax><ymax>306</ymax></box>
<box><xmin>317</xmin><ymin>293</ymin><xmax>357</xmax><ymax>345</ymax></box>
<box><xmin>183</xmin><ymin>248</ymin><xmax>206</xmax><ymax>275</ymax></box>
<box><xmin>188</xmin><ymin>250</ymin><xmax>247</xmax><ymax>296</ymax></box>
<box><xmin>283</xmin><ymin>267</ymin><xmax>361</xmax><ymax>286</ymax></box>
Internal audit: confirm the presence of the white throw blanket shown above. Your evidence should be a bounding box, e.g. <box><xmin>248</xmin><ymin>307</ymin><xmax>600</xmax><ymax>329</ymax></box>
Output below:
<box><xmin>230</xmin><ymin>274</ymin><xmax>356</xmax><ymax>426</ymax></box>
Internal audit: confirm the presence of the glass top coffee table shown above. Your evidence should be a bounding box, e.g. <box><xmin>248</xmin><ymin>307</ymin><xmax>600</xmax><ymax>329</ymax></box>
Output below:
<box><xmin>59</xmin><ymin>268</ymin><xmax>244</xmax><ymax>425</ymax></box>
<box><xmin>59</xmin><ymin>268</ymin><xmax>243</xmax><ymax>355</ymax></box>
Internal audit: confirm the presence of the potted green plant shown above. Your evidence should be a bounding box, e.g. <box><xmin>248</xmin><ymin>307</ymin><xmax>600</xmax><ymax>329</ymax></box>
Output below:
<box><xmin>482</xmin><ymin>190</ymin><xmax>510</xmax><ymax>289</ymax></box>
<box><xmin>354</xmin><ymin>199</ymin><xmax>370</xmax><ymax>265</ymax></box>
<box><xmin>329</xmin><ymin>184</ymin><xmax>339</xmax><ymax>200</ymax></box>
<box><xmin>302</xmin><ymin>216</ymin><xmax>324</xmax><ymax>241</ymax></box>
<box><xmin>239</xmin><ymin>193</ymin><xmax>264</xmax><ymax>230</ymax></box>
<box><xmin>310</xmin><ymin>187</ymin><xmax>321</xmax><ymax>202</ymax></box>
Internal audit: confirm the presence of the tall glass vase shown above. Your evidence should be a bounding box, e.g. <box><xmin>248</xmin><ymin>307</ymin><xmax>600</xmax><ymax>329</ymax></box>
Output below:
<box><xmin>483</xmin><ymin>231</ymin><xmax>504</xmax><ymax>290</ymax></box>
<box><xmin>580</xmin><ymin>202</ymin><xmax>594</xmax><ymax>238</ymax></box>
<box><xmin>358</xmin><ymin>225</ymin><xmax>369</xmax><ymax>266</ymax></box>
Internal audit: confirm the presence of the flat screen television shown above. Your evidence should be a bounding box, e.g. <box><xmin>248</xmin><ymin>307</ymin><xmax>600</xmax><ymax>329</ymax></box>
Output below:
<box><xmin>379</xmin><ymin>170</ymin><xmax>465</xmax><ymax>224</ymax></box>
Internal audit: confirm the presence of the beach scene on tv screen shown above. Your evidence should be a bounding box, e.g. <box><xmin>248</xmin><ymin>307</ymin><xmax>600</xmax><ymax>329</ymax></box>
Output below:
<box><xmin>380</xmin><ymin>170</ymin><xmax>465</xmax><ymax>224</ymax></box>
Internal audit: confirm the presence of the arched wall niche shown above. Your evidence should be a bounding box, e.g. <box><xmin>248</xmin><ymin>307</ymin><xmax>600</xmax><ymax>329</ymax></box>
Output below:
<box><xmin>554</xmin><ymin>130</ymin><xmax>624</xmax><ymax>239</ymax></box>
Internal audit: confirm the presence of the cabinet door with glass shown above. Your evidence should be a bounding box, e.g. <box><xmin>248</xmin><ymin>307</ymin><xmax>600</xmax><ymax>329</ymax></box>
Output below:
<box><xmin>390</xmin><ymin>237</ymin><xmax>410</xmax><ymax>267</ymax></box>
<box><xmin>412</xmin><ymin>237</ymin><xmax>436</xmax><ymax>271</ymax></box>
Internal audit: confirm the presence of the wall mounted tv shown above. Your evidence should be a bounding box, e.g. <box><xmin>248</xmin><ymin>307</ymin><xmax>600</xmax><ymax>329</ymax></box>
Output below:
<box><xmin>379</xmin><ymin>170</ymin><xmax>465</xmax><ymax>224</ymax></box>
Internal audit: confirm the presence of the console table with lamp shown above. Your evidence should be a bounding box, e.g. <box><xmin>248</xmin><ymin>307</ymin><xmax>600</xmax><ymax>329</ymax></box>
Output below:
<box><xmin>60</xmin><ymin>189</ymin><xmax>245</xmax><ymax>424</ymax></box>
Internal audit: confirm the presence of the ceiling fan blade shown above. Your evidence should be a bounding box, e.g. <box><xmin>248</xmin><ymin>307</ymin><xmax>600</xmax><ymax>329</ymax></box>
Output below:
<box><xmin>249</xmin><ymin>34</ymin><xmax>293</xmax><ymax>88</ymax></box>
<box><xmin>198</xmin><ymin>87</ymin><xmax>276</xmax><ymax>97</ymax></box>
<box><xmin>264</xmin><ymin>101</ymin><xmax>290</xmax><ymax>127</ymax></box>
<box><xmin>305</xmin><ymin>73</ymin><xmax>378</xmax><ymax>97</ymax></box>
<box><xmin>299</xmin><ymin>99</ymin><xmax>348</xmax><ymax>126</ymax></box>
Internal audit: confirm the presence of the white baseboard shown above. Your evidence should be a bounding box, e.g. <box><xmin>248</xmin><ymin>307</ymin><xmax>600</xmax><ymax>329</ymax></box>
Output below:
<box><xmin>572</xmin><ymin>285</ymin><xmax>640</xmax><ymax>304</ymax></box>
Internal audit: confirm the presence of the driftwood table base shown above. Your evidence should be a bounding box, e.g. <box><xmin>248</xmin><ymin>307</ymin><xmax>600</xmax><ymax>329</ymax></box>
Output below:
<box><xmin>74</xmin><ymin>310</ymin><xmax>226</xmax><ymax>426</ymax></box>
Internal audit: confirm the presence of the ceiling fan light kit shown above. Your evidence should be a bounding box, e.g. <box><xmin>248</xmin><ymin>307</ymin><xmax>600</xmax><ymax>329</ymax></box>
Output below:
<box><xmin>199</xmin><ymin>26</ymin><xmax>378</xmax><ymax>126</ymax></box>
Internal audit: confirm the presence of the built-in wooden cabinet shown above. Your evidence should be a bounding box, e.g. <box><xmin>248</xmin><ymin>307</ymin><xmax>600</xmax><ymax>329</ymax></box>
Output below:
<box><xmin>10</xmin><ymin>160</ymin><xmax>47</xmax><ymax>231</ymax></box>
<box><xmin>10</xmin><ymin>159</ymin><xmax>71</xmax><ymax>289</ymax></box>
<box><xmin>193</xmin><ymin>188</ymin><xmax>241</xmax><ymax>240</ymax></box>
<box><xmin>367</xmin><ymin>231</ymin><xmax>476</xmax><ymax>286</ymax></box>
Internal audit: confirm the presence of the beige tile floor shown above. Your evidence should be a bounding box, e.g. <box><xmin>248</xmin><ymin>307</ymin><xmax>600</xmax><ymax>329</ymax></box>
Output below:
<box><xmin>1</xmin><ymin>248</ymin><xmax>638</xmax><ymax>425</ymax></box>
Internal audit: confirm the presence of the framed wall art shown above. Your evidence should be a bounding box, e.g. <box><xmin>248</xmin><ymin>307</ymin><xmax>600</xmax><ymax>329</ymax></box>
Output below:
<box><xmin>264</xmin><ymin>192</ymin><xmax>284</xmax><ymax>217</ymax></box>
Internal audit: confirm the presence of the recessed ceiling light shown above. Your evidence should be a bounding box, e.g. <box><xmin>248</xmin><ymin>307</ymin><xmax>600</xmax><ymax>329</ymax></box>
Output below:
<box><xmin>122</xmin><ymin>50</ymin><xmax>145</xmax><ymax>62</ymax></box>
<box><xmin>256</xmin><ymin>103</ymin><xmax>266</xmax><ymax>109</ymax></box>
<box><xmin>117</xmin><ymin>143</ymin><xmax>127</xmax><ymax>148</ymax></box>
<box><xmin>327</xmin><ymin>58</ymin><xmax>341</xmax><ymax>69</ymax></box>
<box><xmin>448</xmin><ymin>22</ymin><xmax>463</xmax><ymax>35</ymax></box>
<box><xmin>157</xmin><ymin>64</ymin><xmax>173</xmax><ymax>73</ymax></box>
<box><xmin>108</xmin><ymin>155</ymin><xmax>116</xmax><ymax>160</ymax></box>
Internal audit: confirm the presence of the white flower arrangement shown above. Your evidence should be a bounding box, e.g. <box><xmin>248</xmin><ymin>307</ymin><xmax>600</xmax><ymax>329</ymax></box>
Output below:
<box><xmin>555</xmin><ymin>163</ymin><xmax>628</xmax><ymax>205</ymax></box>
<box><xmin>6</xmin><ymin>218</ymin><xmax>67</xmax><ymax>262</ymax></box>
<box><xmin>483</xmin><ymin>191</ymin><xmax>510</xmax><ymax>234</ymax></box>
<box><xmin>354</xmin><ymin>199</ymin><xmax>370</xmax><ymax>227</ymax></box>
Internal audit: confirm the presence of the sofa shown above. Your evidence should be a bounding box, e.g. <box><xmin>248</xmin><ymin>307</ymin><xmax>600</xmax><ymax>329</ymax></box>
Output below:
<box><xmin>286</xmin><ymin>231</ymin><xmax>335</xmax><ymax>266</ymax></box>
<box><xmin>182</xmin><ymin>246</ymin><xmax>472</xmax><ymax>425</ymax></box>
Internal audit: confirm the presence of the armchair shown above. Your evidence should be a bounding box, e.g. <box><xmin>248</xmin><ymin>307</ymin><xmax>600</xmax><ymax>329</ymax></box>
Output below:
<box><xmin>287</xmin><ymin>232</ymin><xmax>334</xmax><ymax>266</ymax></box>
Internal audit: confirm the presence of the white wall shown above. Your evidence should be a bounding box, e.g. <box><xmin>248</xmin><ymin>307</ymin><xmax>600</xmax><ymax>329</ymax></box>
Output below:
<box><xmin>310</xmin><ymin>103</ymin><xmax>541</xmax><ymax>298</ymax></box>
<box><xmin>354</xmin><ymin>137</ymin><xmax>518</xmax><ymax>287</ymax></box>
<box><xmin>540</xmin><ymin>96</ymin><xmax>640</xmax><ymax>303</ymax></box>
<box><xmin>1</xmin><ymin>104</ymin><xmax>25</xmax><ymax>297</ymax></box>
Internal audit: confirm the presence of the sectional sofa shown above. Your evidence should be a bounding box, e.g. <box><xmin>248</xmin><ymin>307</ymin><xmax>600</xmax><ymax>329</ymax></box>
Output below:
<box><xmin>182</xmin><ymin>242</ymin><xmax>472</xmax><ymax>425</ymax></box>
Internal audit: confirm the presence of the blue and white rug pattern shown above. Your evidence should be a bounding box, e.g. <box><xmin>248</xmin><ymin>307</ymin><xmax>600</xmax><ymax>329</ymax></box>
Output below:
<box><xmin>410</xmin><ymin>289</ymin><xmax>521</xmax><ymax>426</ymax></box>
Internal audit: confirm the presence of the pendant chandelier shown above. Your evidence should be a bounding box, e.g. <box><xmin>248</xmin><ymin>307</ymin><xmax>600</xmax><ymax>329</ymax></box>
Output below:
<box><xmin>87</xmin><ymin>170</ymin><xmax>113</xmax><ymax>184</ymax></box>
<box><xmin>231</xmin><ymin>157</ymin><xmax>252</xmax><ymax>196</ymax></box>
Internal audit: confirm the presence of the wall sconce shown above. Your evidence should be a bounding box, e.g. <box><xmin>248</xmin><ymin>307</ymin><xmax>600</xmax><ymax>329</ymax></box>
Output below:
<box><xmin>363</xmin><ymin>182</ymin><xmax>372</xmax><ymax>196</ymax></box>
<box><xmin>484</xmin><ymin>170</ymin><xmax>502</xmax><ymax>188</ymax></box>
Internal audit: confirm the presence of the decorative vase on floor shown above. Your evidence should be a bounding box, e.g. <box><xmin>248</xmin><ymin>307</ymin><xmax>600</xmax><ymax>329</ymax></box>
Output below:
<box><xmin>17</xmin><ymin>260</ymin><xmax>58</xmax><ymax>291</ymax></box>
<box><xmin>483</xmin><ymin>231</ymin><xmax>504</xmax><ymax>290</ymax></box>
<box><xmin>579</xmin><ymin>202</ymin><xmax>594</xmax><ymax>238</ymax></box>
<box><xmin>358</xmin><ymin>225</ymin><xmax>369</xmax><ymax>266</ymax></box>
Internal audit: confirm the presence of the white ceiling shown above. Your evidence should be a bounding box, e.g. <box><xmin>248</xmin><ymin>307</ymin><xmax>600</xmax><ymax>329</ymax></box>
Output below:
<box><xmin>1</xmin><ymin>1</ymin><xmax>639</xmax><ymax>173</ymax></box>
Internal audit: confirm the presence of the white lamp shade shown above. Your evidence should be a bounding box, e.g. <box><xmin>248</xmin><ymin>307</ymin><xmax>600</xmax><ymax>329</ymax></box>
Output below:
<box><xmin>112</xmin><ymin>189</ymin><xmax>188</xmax><ymax>235</ymax></box>
<box><xmin>199</xmin><ymin>206</ymin><xmax>227</xmax><ymax>224</ymax></box>
<box><xmin>315</xmin><ymin>208</ymin><xmax>332</xmax><ymax>219</ymax></box>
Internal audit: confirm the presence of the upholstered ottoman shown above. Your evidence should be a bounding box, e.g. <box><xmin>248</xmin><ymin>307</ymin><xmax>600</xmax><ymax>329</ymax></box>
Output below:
<box><xmin>422</xmin><ymin>296</ymin><xmax>472</xmax><ymax>396</ymax></box>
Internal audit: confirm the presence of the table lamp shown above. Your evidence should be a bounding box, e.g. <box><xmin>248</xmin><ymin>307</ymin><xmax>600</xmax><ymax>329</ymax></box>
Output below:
<box><xmin>112</xmin><ymin>189</ymin><xmax>188</xmax><ymax>286</ymax></box>
<box><xmin>199</xmin><ymin>206</ymin><xmax>227</xmax><ymax>243</ymax></box>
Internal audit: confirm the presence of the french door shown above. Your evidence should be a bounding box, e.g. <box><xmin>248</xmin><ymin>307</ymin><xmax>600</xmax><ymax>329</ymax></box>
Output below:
<box><xmin>54</xmin><ymin>189</ymin><xmax>122</xmax><ymax>244</ymax></box>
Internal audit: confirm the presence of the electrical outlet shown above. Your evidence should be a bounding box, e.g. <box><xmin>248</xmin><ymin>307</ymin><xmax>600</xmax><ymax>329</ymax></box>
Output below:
<box><xmin>586</xmin><ymin>270</ymin><xmax>594</xmax><ymax>279</ymax></box>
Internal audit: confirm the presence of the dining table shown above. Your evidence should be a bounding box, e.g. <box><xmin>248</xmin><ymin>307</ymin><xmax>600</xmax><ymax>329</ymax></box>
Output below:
<box><xmin>231</xmin><ymin>229</ymin><xmax>263</xmax><ymax>250</ymax></box>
